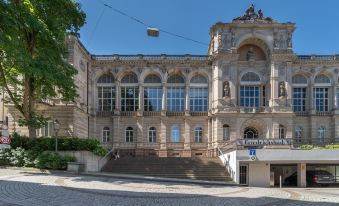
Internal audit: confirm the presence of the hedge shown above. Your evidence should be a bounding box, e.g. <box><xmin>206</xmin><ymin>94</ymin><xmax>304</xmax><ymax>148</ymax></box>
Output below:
<box><xmin>10</xmin><ymin>133</ymin><xmax>107</xmax><ymax>157</ymax></box>
<box><xmin>0</xmin><ymin>147</ymin><xmax>75</xmax><ymax>169</ymax></box>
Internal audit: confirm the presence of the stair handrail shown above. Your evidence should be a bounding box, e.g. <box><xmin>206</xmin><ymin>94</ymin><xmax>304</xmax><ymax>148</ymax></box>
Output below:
<box><xmin>98</xmin><ymin>147</ymin><xmax>115</xmax><ymax>171</ymax></box>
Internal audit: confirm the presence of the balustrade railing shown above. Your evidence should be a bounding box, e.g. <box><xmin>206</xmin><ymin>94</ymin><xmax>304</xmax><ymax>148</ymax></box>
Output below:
<box><xmin>166</xmin><ymin>111</ymin><xmax>185</xmax><ymax>116</ymax></box>
<box><xmin>297</xmin><ymin>55</ymin><xmax>339</xmax><ymax>61</ymax></box>
<box><xmin>92</xmin><ymin>54</ymin><xmax>209</xmax><ymax>62</ymax></box>
<box><xmin>189</xmin><ymin>111</ymin><xmax>208</xmax><ymax>116</ymax></box>
<box><xmin>120</xmin><ymin>111</ymin><xmax>137</xmax><ymax>116</ymax></box>
<box><xmin>143</xmin><ymin>111</ymin><xmax>161</xmax><ymax>116</ymax></box>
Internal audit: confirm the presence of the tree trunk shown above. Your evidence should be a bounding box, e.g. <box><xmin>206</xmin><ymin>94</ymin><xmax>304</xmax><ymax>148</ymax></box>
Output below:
<box><xmin>23</xmin><ymin>74</ymin><xmax>36</xmax><ymax>138</ymax></box>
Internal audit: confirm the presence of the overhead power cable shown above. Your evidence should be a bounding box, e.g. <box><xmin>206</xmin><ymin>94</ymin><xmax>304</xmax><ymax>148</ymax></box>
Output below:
<box><xmin>97</xmin><ymin>1</ymin><xmax>209</xmax><ymax>46</ymax></box>
<box><xmin>88</xmin><ymin>6</ymin><xmax>106</xmax><ymax>46</ymax></box>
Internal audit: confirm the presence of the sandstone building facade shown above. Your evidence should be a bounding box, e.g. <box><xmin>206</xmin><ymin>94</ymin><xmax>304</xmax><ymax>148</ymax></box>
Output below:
<box><xmin>3</xmin><ymin>7</ymin><xmax>339</xmax><ymax>160</ymax></box>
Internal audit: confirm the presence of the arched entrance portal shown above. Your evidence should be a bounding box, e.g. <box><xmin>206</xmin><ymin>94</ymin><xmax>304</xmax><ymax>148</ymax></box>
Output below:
<box><xmin>244</xmin><ymin>127</ymin><xmax>259</xmax><ymax>139</ymax></box>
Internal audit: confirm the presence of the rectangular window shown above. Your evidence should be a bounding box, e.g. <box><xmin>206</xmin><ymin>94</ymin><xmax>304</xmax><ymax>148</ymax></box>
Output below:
<box><xmin>167</xmin><ymin>87</ymin><xmax>185</xmax><ymax>112</ymax></box>
<box><xmin>293</xmin><ymin>88</ymin><xmax>306</xmax><ymax>112</ymax></box>
<box><xmin>194</xmin><ymin>129</ymin><xmax>202</xmax><ymax>143</ymax></box>
<box><xmin>121</xmin><ymin>87</ymin><xmax>139</xmax><ymax>112</ymax></box>
<box><xmin>36</xmin><ymin>121</ymin><xmax>53</xmax><ymax>137</ymax></box>
<box><xmin>189</xmin><ymin>88</ymin><xmax>208</xmax><ymax>112</ymax></box>
<box><xmin>313</xmin><ymin>87</ymin><xmax>329</xmax><ymax>112</ymax></box>
<box><xmin>240</xmin><ymin>86</ymin><xmax>259</xmax><ymax>107</ymax></box>
<box><xmin>336</xmin><ymin>88</ymin><xmax>339</xmax><ymax>108</ymax></box>
<box><xmin>144</xmin><ymin>87</ymin><xmax>162</xmax><ymax>112</ymax></box>
<box><xmin>262</xmin><ymin>85</ymin><xmax>266</xmax><ymax>107</ymax></box>
<box><xmin>98</xmin><ymin>86</ymin><xmax>115</xmax><ymax>111</ymax></box>
<box><xmin>279</xmin><ymin>126</ymin><xmax>285</xmax><ymax>139</ymax></box>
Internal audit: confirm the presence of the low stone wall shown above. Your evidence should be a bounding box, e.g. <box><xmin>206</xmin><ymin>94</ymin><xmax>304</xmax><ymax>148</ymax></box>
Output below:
<box><xmin>58</xmin><ymin>151</ymin><xmax>108</xmax><ymax>172</ymax></box>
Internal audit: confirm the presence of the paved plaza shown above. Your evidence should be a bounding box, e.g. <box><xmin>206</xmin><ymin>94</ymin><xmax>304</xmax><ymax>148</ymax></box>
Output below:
<box><xmin>0</xmin><ymin>168</ymin><xmax>338</xmax><ymax>206</ymax></box>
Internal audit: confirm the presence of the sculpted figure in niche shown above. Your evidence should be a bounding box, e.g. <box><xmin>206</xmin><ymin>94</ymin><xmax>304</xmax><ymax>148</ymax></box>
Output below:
<box><xmin>279</xmin><ymin>81</ymin><xmax>286</xmax><ymax>97</ymax></box>
<box><xmin>223</xmin><ymin>81</ymin><xmax>231</xmax><ymax>98</ymax></box>
<box><xmin>287</xmin><ymin>32</ymin><xmax>292</xmax><ymax>48</ymax></box>
<box><xmin>246</xmin><ymin>47</ymin><xmax>255</xmax><ymax>61</ymax></box>
<box><xmin>231</xmin><ymin>32</ymin><xmax>236</xmax><ymax>47</ymax></box>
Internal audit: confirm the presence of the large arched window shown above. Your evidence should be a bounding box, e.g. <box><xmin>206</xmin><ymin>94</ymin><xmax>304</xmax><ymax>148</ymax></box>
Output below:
<box><xmin>318</xmin><ymin>126</ymin><xmax>326</xmax><ymax>143</ymax></box>
<box><xmin>279</xmin><ymin>125</ymin><xmax>286</xmax><ymax>139</ymax></box>
<box><xmin>241</xmin><ymin>72</ymin><xmax>260</xmax><ymax>82</ymax></box>
<box><xmin>292</xmin><ymin>74</ymin><xmax>307</xmax><ymax>112</ymax></box>
<box><xmin>144</xmin><ymin>74</ymin><xmax>162</xmax><ymax>112</ymax></box>
<box><xmin>194</xmin><ymin>127</ymin><xmax>203</xmax><ymax>143</ymax></box>
<box><xmin>240</xmin><ymin>72</ymin><xmax>260</xmax><ymax>108</ymax></box>
<box><xmin>121</xmin><ymin>73</ymin><xmax>139</xmax><ymax>112</ymax></box>
<box><xmin>171</xmin><ymin>126</ymin><xmax>180</xmax><ymax>143</ymax></box>
<box><xmin>314</xmin><ymin>74</ymin><xmax>331</xmax><ymax>112</ymax></box>
<box><xmin>102</xmin><ymin>127</ymin><xmax>110</xmax><ymax>143</ymax></box>
<box><xmin>167</xmin><ymin>74</ymin><xmax>185</xmax><ymax>112</ymax></box>
<box><xmin>223</xmin><ymin>124</ymin><xmax>230</xmax><ymax>141</ymax></box>
<box><xmin>190</xmin><ymin>75</ymin><xmax>208</xmax><ymax>112</ymax></box>
<box><xmin>97</xmin><ymin>74</ymin><xmax>115</xmax><ymax>111</ymax></box>
<box><xmin>148</xmin><ymin>127</ymin><xmax>156</xmax><ymax>143</ymax></box>
<box><xmin>125</xmin><ymin>127</ymin><xmax>134</xmax><ymax>142</ymax></box>
<box><xmin>243</xmin><ymin>127</ymin><xmax>258</xmax><ymax>139</ymax></box>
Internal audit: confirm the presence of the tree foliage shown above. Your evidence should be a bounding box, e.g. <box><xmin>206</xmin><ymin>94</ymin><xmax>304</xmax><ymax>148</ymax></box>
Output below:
<box><xmin>0</xmin><ymin>0</ymin><xmax>86</xmax><ymax>137</ymax></box>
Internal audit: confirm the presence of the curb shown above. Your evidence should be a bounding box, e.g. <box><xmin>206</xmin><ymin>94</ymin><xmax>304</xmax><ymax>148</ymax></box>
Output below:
<box><xmin>80</xmin><ymin>171</ymin><xmax>238</xmax><ymax>186</ymax></box>
<box><xmin>0</xmin><ymin>166</ymin><xmax>237</xmax><ymax>186</ymax></box>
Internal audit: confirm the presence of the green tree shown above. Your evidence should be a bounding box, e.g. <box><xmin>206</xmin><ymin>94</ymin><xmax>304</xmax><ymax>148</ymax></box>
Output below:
<box><xmin>0</xmin><ymin>0</ymin><xmax>86</xmax><ymax>137</ymax></box>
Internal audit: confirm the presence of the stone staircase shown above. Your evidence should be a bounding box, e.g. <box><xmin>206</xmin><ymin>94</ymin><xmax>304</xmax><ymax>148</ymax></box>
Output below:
<box><xmin>101</xmin><ymin>157</ymin><xmax>233</xmax><ymax>182</ymax></box>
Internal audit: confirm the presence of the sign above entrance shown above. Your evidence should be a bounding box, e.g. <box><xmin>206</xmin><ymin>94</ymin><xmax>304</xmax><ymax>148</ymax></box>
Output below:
<box><xmin>237</xmin><ymin>139</ymin><xmax>292</xmax><ymax>146</ymax></box>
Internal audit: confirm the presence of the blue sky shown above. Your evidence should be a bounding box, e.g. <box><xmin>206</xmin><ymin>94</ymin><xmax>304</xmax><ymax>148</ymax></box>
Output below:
<box><xmin>77</xmin><ymin>0</ymin><xmax>339</xmax><ymax>55</ymax></box>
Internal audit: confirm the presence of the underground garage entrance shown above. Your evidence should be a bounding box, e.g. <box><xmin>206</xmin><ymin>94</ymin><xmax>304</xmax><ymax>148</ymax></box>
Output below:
<box><xmin>270</xmin><ymin>164</ymin><xmax>297</xmax><ymax>187</ymax></box>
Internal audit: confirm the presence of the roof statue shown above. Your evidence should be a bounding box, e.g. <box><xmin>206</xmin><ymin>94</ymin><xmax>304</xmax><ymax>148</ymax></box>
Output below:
<box><xmin>233</xmin><ymin>4</ymin><xmax>274</xmax><ymax>23</ymax></box>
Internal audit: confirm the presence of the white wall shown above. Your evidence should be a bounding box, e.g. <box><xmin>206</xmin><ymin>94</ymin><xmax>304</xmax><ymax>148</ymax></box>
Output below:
<box><xmin>219</xmin><ymin>150</ymin><xmax>238</xmax><ymax>183</ymax></box>
<box><xmin>248</xmin><ymin>162</ymin><xmax>270</xmax><ymax>187</ymax></box>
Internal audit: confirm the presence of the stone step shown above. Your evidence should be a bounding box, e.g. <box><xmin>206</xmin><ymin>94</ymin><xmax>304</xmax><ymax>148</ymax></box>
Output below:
<box><xmin>102</xmin><ymin>157</ymin><xmax>232</xmax><ymax>182</ymax></box>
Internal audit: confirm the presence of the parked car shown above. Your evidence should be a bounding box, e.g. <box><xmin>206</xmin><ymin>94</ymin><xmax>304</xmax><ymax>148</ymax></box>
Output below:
<box><xmin>284</xmin><ymin>170</ymin><xmax>335</xmax><ymax>187</ymax></box>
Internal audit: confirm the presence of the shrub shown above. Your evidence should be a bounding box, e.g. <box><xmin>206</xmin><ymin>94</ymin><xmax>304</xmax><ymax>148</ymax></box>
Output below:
<box><xmin>36</xmin><ymin>151</ymin><xmax>75</xmax><ymax>170</ymax></box>
<box><xmin>10</xmin><ymin>135</ymin><xmax>107</xmax><ymax>156</ymax></box>
<box><xmin>0</xmin><ymin>148</ymin><xmax>11</xmax><ymax>165</ymax></box>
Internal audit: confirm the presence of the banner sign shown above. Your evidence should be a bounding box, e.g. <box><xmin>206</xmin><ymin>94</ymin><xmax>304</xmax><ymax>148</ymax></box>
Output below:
<box><xmin>237</xmin><ymin>139</ymin><xmax>292</xmax><ymax>146</ymax></box>
<box><xmin>0</xmin><ymin>124</ymin><xmax>11</xmax><ymax>146</ymax></box>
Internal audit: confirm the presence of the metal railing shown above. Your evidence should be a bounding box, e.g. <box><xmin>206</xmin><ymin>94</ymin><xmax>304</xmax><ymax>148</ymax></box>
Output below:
<box><xmin>97</xmin><ymin>147</ymin><xmax>116</xmax><ymax>171</ymax></box>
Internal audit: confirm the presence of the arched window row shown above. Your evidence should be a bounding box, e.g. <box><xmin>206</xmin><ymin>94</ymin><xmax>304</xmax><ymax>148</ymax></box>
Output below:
<box><xmin>292</xmin><ymin>74</ymin><xmax>333</xmax><ymax>113</ymax></box>
<box><xmin>96</xmin><ymin>73</ymin><xmax>209</xmax><ymax>113</ymax></box>
<box><xmin>292</xmin><ymin>74</ymin><xmax>332</xmax><ymax>85</ymax></box>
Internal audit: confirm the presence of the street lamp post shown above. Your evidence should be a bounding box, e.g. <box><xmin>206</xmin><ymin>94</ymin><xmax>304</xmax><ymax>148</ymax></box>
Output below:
<box><xmin>54</xmin><ymin>119</ymin><xmax>60</xmax><ymax>152</ymax></box>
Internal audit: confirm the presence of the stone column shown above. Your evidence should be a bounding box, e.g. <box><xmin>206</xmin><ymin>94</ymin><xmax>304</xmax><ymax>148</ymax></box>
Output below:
<box><xmin>269</xmin><ymin>62</ymin><xmax>279</xmax><ymax>109</ymax></box>
<box><xmin>297</xmin><ymin>163</ymin><xmax>307</xmax><ymax>188</ymax></box>
<box><xmin>229</xmin><ymin>62</ymin><xmax>238</xmax><ymax>106</ymax></box>
<box><xmin>135</xmin><ymin>117</ymin><xmax>144</xmax><ymax>156</ymax></box>
<box><xmin>115</xmin><ymin>82</ymin><xmax>120</xmax><ymax>113</ymax></box>
<box><xmin>183</xmin><ymin>118</ymin><xmax>191</xmax><ymax>157</ymax></box>
<box><xmin>162</xmin><ymin>83</ymin><xmax>167</xmax><ymax>115</ymax></box>
<box><xmin>212</xmin><ymin>64</ymin><xmax>222</xmax><ymax>108</ymax></box>
<box><xmin>159</xmin><ymin>118</ymin><xmax>167</xmax><ymax>157</ymax></box>
<box><xmin>286</xmin><ymin>62</ymin><xmax>293</xmax><ymax>107</ymax></box>
<box><xmin>138</xmin><ymin>84</ymin><xmax>143</xmax><ymax>113</ymax></box>
<box><xmin>185</xmin><ymin>83</ymin><xmax>190</xmax><ymax>113</ymax></box>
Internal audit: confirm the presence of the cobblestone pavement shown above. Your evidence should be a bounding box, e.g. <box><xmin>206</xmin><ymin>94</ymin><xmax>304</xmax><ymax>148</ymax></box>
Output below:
<box><xmin>0</xmin><ymin>168</ymin><xmax>338</xmax><ymax>206</ymax></box>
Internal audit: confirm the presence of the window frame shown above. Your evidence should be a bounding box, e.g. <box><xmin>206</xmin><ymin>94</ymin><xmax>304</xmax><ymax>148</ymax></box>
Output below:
<box><xmin>148</xmin><ymin>127</ymin><xmax>157</xmax><ymax>143</ymax></box>
<box><xmin>125</xmin><ymin>127</ymin><xmax>134</xmax><ymax>143</ymax></box>
<box><xmin>102</xmin><ymin>127</ymin><xmax>110</xmax><ymax>143</ymax></box>
<box><xmin>194</xmin><ymin>127</ymin><xmax>203</xmax><ymax>143</ymax></box>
